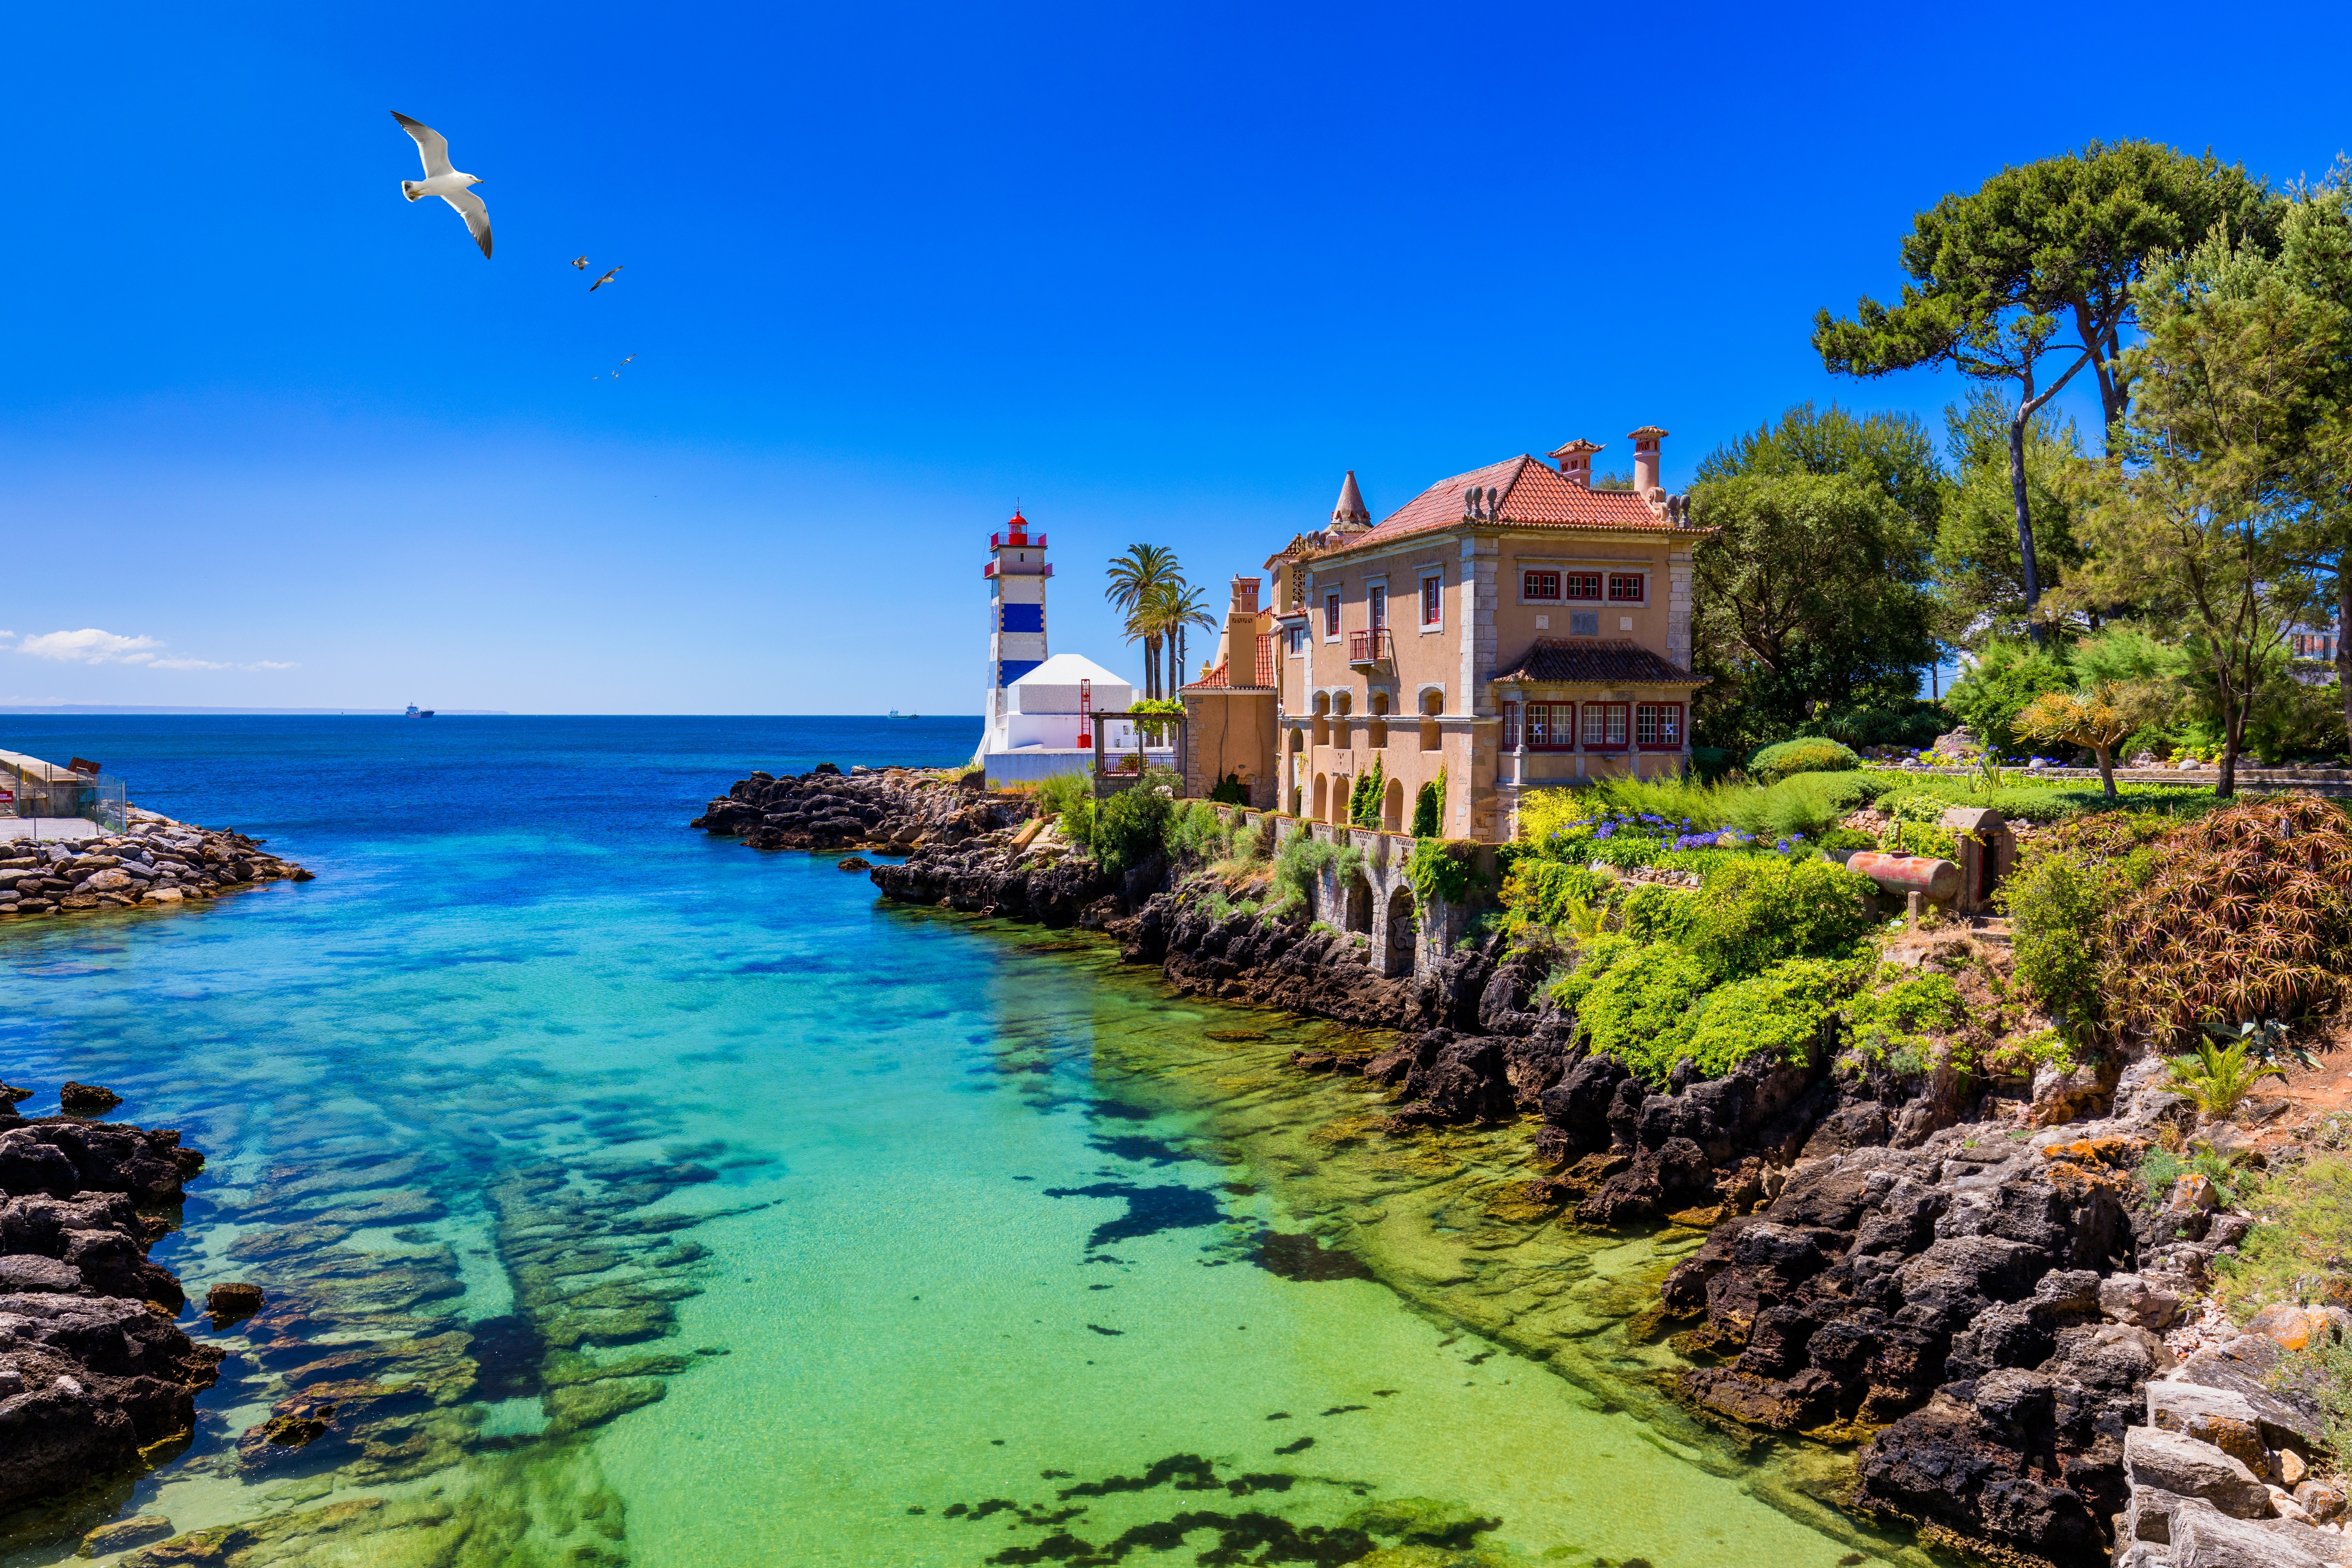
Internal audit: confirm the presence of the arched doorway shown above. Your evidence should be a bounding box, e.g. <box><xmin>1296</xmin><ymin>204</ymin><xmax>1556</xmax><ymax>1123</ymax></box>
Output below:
<box><xmin>1381</xmin><ymin>778</ymin><xmax>1404</xmax><ymax>832</ymax></box>
<box><xmin>1344</xmin><ymin>874</ymin><xmax>1372</xmax><ymax>938</ymax></box>
<box><xmin>1384</xmin><ymin>887</ymin><xmax>1416</xmax><ymax>977</ymax></box>
<box><xmin>1311</xmin><ymin>773</ymin><xmax>1328</xmax><ymax>823</ymax></box>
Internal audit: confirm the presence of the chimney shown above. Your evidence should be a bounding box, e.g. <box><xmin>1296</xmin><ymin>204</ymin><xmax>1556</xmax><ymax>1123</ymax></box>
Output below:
<box><xmin>1230</xmin><ymin>575</ymin><xmax>1260</xmax><ymax>615</ymax></box>
<box><xmin>1628</xmin><ymin>427</ymin><xmax>1668</xmax><ymax>498</ymax></box>
<box><xmin>1549</xmin><ymin>439</ymin><xmax>1602</xmax><ymax>489</ymax></box>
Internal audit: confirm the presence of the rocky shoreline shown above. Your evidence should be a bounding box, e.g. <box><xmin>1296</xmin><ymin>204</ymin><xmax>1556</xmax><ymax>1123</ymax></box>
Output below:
<box><xmin>1</xmin><ymin>809</ymin><xmax>312</xmax><ymax>920</ymax></box>
<box><xmin>690</xmin><ymin>766</ymin><xmax>2352</xmax><ymax>1567</ymax></box>
<box><xmin>0</xmin><ymin>1082</ymin><xmax>231</xmax><ymax>1532</ymax></box>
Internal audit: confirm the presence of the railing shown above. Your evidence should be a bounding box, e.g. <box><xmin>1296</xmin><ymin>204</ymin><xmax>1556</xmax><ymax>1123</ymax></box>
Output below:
<box><xmin>990</xmin><ymin>532</ymin><xmax>1047</xmax><ymax>550</ymax></box>
<box><xmin>1347</xmin><ymin>628</ymin><xmax>1394</xmax><ymax>664</ymax></box>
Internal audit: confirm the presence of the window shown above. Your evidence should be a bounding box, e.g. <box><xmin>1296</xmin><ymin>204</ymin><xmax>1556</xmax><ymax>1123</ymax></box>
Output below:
<box><xmin>1608</xmin><ymin>573</ymin><xmax>1645</xmax><ymax>603</ymax></box>
<box><xmin>1368</xmin><ymin>585</ymin><xmax>1387</xmax><ymax>631</ymax></box>
<box><xmin>1522</xmin><ymin>570</ymin><xmax>1560</xmax><ymax>601</ymax></box>
<box><xmin>1568</xmin><ymin>611</ymin><xmax>1600</xmax><ymax>636</ymax></box>
<box><xmin>1527</xmin><ymin>702</ymin><xmax>1575</xmax><ymax>750</ymax></box>
<box><xmin>1502</xmin><ymin>701</ymin><xmax>1521</xmax><ymax>749</ymax></box>
<box><xmin>1564</xmin><ymin>573</ymin><xmax>1602</xmax><ymax>601</ymax></box>
<box><xmin>1324</xmin><ymin>592</ymin><xmax>1341</xmax><ymax>638</ymax></box>
<box><xmin>1636</xmin><ymin>703</ymin><xmax>1683</xmax><ymax>749</ymax></box>
<box><xmin>1582</xmin><ymin>703</ymin><xmax>1629</xmax><ymax>749</ymax></box>
<box><xmin>1422</xmin><ymin>574</ymin><xmax>1442</xmax><ymax>626</ymax></box>
<box><xmin>1287</xmin><ymin>625</ymin><xmax>1306</xmax><ymax>656</ymax></box>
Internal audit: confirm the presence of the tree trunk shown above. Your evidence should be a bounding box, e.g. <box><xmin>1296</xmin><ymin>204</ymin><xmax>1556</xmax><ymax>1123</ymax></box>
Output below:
<box><xmin>2094</xmin><ymin>743</ymin><xmax>2117</xmax><ymax>800</ymax></box>
<box><xmin>2216</xmin><ymin>671</ymin><xmax>2242</xmax><ymax>801</ymax></box>
<box><xmin>2008</xmin><ymin>408</ymin><xmax>2046</xmax><ymax>644</ymax></box>
<box><xmin>2338</xmin><ymin>566</ymin><xmax>2351</xmax><ymax>762</ymax></box>
<box><xmin>2075</xmin><ymin>299</ymin><xmax>2127</xmax><ymax>445</ymax></box>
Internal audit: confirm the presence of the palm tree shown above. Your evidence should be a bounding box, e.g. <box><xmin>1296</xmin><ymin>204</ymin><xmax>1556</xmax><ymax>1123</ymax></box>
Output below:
<box><xmin>1105</xmin><ymin>544</ymin><xmax>1183</xmax><ymax>699</ymax></box>
<box><xmin>1153</xmin><ymin>581</ymin><xmax>1218</xmax><ymax>689</ymax></box>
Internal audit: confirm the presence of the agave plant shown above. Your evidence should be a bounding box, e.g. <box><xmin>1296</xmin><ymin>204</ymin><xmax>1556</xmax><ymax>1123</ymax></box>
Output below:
<box><xmin>2202</xmin><ymin>1017</ymin><xmax>2318</xmax><ymax>1071</ymax></box>
<box><xmin>2165</xmin><ymin>1035</ymin><xmax>2287</xmax><ymax>1118</ymax></box>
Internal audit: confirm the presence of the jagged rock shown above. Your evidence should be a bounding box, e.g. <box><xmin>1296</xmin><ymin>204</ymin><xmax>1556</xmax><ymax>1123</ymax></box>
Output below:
<box><xmin>2125</xmin><ymin>1426</ymin><xmax>2274</xmax><ymax>1518</ymax></box>
<box><xmin>58</xmin><ymin>1082</ymin><xmax>121</xmax><ymax>1114</ymax></box>
<box><xmin>2167</xmin><ymin>1497</ymin><xmax>2334</xmax><ymax>1566</ymax></box>
<box><xmin>2104</xmin><ymin>1272</ymin><xmax>2185</xmax><ymax>1329</ymax></box>
<box><xmin>81</xmin><ymin>1515</ymin><xmax>175</xmax><ymax>1555</ymax></box>
<box><xmin>2170</xmin><ymin>1338</ymin><xmax>2329</xmax><ymax>1454</ymax></box>
<box><xmin>205</xmin><ymin>1281</ymin><xmax>265</xmax><ymax>1325</ymax></box>
<box><xmin>2245</xmin><ymin>1304</ymin><xmax>2352</xmax><ymax>1352</ymax></box>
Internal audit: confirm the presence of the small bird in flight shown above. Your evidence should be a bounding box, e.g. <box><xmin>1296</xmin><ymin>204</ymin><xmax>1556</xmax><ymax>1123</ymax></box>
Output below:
<box><xmin>571</xmin><ymin>256</ymin><xmax>588</xmax><ymax>270</ymax></box>
<box><xmin>390</xmin><ymin>112</ymin><xmax>490</xmax><ymax>258</ymax></box>
<box><xmin>589</xmin><ymin>265</ymin><xmax>623</xmax><ymax>292</ymax></box>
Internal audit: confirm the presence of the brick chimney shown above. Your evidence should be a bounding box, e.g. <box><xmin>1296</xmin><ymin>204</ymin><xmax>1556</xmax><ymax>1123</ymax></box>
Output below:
<box><xmin>1548</xmin><ymin>438</ymin><xmax>1602</xmax><ymax>489</ymax></box>
<box><xmin>1628</xmin><ymin>426</ymin><xmax>1668</xmax><ymax>498</ymax></box>
<box><xmin>1230</xmin><ymin>575</ymin><xmax>1260</xmax><ymax>615</ymax></box>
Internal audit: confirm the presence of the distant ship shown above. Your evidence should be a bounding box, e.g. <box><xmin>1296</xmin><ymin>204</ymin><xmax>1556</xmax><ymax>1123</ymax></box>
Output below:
<box><xmin>887</xmin><ymin>710</ymin><xmax>919</xmax><ymax>719</ymax></box>
<box><xmin>405</xmin><ymin>705</ymin><xmax>436</xmax><ymax>718</ymax></box>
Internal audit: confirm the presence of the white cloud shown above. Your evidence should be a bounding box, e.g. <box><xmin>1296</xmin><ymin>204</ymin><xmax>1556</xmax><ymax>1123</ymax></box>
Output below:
<box><xmin>15</xmin><ymin>628</ymin><xmax>165</xmax><ymax>663</ymax></box>
<box><xmin>9</xmin><ymin>628</ymin><xmax>293</xmax><ymax>672</ymax></box>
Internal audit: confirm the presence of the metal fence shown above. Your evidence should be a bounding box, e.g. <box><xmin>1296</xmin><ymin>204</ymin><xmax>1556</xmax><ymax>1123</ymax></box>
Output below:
<box><xmin>1</xmin><ymin>755</ymin><xmax>128</xmax><ymax>833</ymax></box>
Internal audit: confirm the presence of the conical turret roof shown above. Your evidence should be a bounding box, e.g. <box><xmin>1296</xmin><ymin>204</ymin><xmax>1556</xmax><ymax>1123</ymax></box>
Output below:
<box><xmin>1331</xmin><ymin>470</ymin><xmax>1370</xmax><ymax>526</ymax></box>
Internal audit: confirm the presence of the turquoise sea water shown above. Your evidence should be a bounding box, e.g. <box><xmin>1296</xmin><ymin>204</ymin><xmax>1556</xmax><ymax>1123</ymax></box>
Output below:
<box><xmin>0</xmin><ymin>719</ymin><xmax>1911</xmax><ymax>1568</ymax></box>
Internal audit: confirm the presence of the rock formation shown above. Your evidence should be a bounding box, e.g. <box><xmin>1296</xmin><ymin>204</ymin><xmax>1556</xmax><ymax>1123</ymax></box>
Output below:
<box><xmin>0</xmin><ymin>810</ymin><xmax>312</xmax><ymax>920</ymax></box>
<box><xmin>0</xmin><ymin>1099</ymin><xmax>221</xmax><ymax>1513</ymax></box>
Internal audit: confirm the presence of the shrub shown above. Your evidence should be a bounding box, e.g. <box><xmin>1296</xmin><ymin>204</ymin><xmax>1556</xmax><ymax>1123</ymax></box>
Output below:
<box><xmin>1411</xmin><ymin>772</ymin><xmax>1443</xmax><ymax>838</ymax></box>
<box><xmin>2164</xmin><ymin>1036</ymin><xmax>2287</xmax><ymax>1117</ymax></box>
<box><xmin>1404</xmin><ymin>838</ymin><xmax>1479</xmax><ymax>906</ymax></box>
<box><xmin>2103</xmin><ymin>796</ymin><xmax>2352</xmax><ymax>1045</ymax></box>
<box><xmin>1843</xmin><ymin>972</ymin><xmax>1967</xmax><ymax>1070</ymax></box>
<box><xmin>1679</xmin><ymin>957</ymin><xmax>1861</xmax><ymax>1079</ymax></box>
<box><xmin>1946</xmin><ymin>638</ymin><xmax>2076</xmax><ymax>757</ymax></box>
<box><xmin>1207</xmin><ymin>772</ymin><xmax>1250</xmax><ymax>806</ymax></box>
<box><xmin>1673</xmin><ymin>855</ymin><xmax>1874</xmax><ymax>981</ymax></box>
<box><xmin>1166</xmin><ymin>800</ymin><xmax>1234</xmax><ymax>866</ymax></box>
<box><xmin>1819</xmin><ymin>827</ymin><xmax>1877</xmax><ymax>852</ymax></box>
<box><xmin>1999</xmin><ymin>847</ymin><xmax>2124</xmax><ymax>1027</ymax></box>
<box><xmin>1036</xmin><ymin>770</ymin><xmax>1095</xmax><ymax>847</ymax></box>
<box><xmin>1269</xmin><ymin>830</ymin><xmax>1362</xmax><ymax>917</ymax></box>
<box><xmin>1689</xmin><ymin>746</ymin><xmax>1736</xmax><ymax>782</ymax></box>
<box><xmin>1748</xmin><ymin>736</ymin><xmax>1862</xmax><ymax>783</ymax></box>
<box><xmin>1093</xmin><ymin>767</ymin><xmax>1180</xmax><ymax>877</ymax></box>
<box><xmin>2215</xmin><ymin>1156</ymin><xmax>2352</xmax><ymax>1328</ymax></box>
<box><xmin>1502</xmin><ymin>860</ymin><xmax>1614</xmax><ymax>927</ymax></box>
<box><xmin>1551</xmin><ymin>936</ymin><xmax>1714</xmax><ymax>1085</ymax></box>
<box><xmin>1349</xmin><ymin>755</ymin><xmax>1386</xmax><ymax>829</ymax></box>
<box><xmin>1796</xmin><ymin>698</ymin><xmax>1951</xmax><ymax>753</ymax></box>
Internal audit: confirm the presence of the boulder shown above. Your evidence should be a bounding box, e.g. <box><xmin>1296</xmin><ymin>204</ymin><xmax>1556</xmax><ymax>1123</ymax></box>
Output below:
<box><xmin>205</xmin><ymin>1281</ymin><xmax>265</xmax><ymax>1325</ymax></box>
<box><xmin>2246</xmin><ymin>1304</ymin><xmax>2352</xmax><ymax>1352</ymax></box>
<box><xmin>2104</xmin><ymin>1272</ymin><xmax>2185</xmax><ymax>1329</ymax></box>
<box><xmin>2168</xmin><ymin>1499</ymin><xmax>2333</xmax><ymax>1567</ymax></box>
<box><xmin>2124</xmin><ymin>1425</ymin><xmax>2274</xmax><ymax>1518</ymax></box>
<box><xmin>58</xmin><ymin>1082</ymin><xmax>121</xmax><ymax>1114</ymax></box>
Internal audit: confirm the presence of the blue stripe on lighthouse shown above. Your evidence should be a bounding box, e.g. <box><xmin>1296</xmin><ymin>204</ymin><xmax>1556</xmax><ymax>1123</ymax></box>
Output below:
<box><xmin>996</xmin><ymin>659</ymin><xmax>1042</xmax><ymax>687</ymax></box>
<box><xmin>999</xmin><ymin>602</ymin><xmax>1044</xmax><ymax>634</ymax></box>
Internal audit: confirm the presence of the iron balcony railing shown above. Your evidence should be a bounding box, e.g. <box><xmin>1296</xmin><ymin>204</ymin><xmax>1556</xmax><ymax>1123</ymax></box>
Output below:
<box><xmin>1347</xmin><ymin>628</ymin><xmax>1394</xmax><ymax>664</ymax></box>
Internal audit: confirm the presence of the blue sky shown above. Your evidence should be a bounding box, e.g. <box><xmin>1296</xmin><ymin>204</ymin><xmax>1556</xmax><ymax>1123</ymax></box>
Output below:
<box><xmin>5</xmin><ymin>2</ymin><xmax>2347</xmax><ymax>714</ymax></box>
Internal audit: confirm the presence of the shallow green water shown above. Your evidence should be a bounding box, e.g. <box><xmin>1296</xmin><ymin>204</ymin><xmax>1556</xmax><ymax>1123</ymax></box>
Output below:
<box><xmin>0</xmin><ymin>718</ymin><xmax>1915</xmax><ymax>1568</ymax></box>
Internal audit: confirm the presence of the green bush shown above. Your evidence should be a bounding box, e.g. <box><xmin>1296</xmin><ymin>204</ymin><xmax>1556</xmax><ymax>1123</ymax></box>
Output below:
<box><xmin>1748</xmin><ymin>736</ymin><xmax>1863</xmax><ymax>783</ymax></box>
<box><xmin>1946</xmin><ymin>639</ymin><xmax>2075</xmax><ymax>757</ymax></box>
<box><xmin>1404</xmin><ymin>838</ymin><xmax>1479</xmax><ymax>906</ymax></box>
<box><xmin>1674</xmin><ymin>855</ymin><xmax>1874</xmax><ymax>981</ymax></box>
<box><xmin>1411</xmin><ymin>774</ymin><xmax>1443</xmax><ymax>838</ymax></box>
<box><xmin>1269</xmin><ymin>830</ymin><xmax>1362</xmax><ymax>917</ymax></box>
<box><xmin>1207</xmin><ymin>772</ymin><xmax>1250</xmax><ymax>806</ymax></box>
<box><xmin>1036</xmin><ymin>771</ymin><xmax>1094</xmax><ymax>847</ymax></box>
<box><xmin>1998</xmin><ymin>848</ymin><xmax>2119</xmax><ymax>1026</ymax></box>
<box><xmin>1166</xmin><ymin>800</ymin><xmax>1234</xmax><ymax>866</ymax></box>
<box><xmin>1797</xmin><ymin>698</ymin><xmax>1952</xmax><ymax>752</ymax></box>
<box><xmin>1349</xmin><ymin>755</ymin><xmax>1386</xmax><ymax>829</ymax></box>
<box><xmin>1689</xmin><ymin>746</ymin><xmax>1736</xmax><ymax>782</ymax></box>
<box><xmin>1093</xmin><ymin>767</ymin><xmax>1180</xmax><ymax>877</ymax></box>
<box><xmin>1679</xmin><ymin>958</ymin><xmax>1860</xmax><ymax>1079</ymax></box>
<box><xmin>1550</xmin><ymin>936</ymin><xmax>1714</xmax><ymax>1084</ymax></box>
<box><xmin>1500</xmin><ymin>859</ymin><xmax>1613</xmax><ymax>927</ymax></box>
<box><xmin>1818</xmin><ymin>828</ymin><xmax>1877</xmax><ymax>852</ymax></box>
<box><xmin>1843</xmin><ymin>972</ymin><xmax>1967</xmax><ymax>1072</ymax></box>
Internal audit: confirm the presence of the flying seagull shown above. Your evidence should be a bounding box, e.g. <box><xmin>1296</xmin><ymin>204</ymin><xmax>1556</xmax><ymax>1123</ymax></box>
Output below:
<box><xmin>589</xmin><ymin>265</ymin><xmax>623</xmax><ymax>292</ymax></box>
<box><xmin>390</xmin><ymin>112</ymin><xmax>490</xmax><ymax>259</ymax></box>
<box><xmin>571</xmin><ymin>256</ymin><xmax>588</xmax><ymax>270</ymax></box>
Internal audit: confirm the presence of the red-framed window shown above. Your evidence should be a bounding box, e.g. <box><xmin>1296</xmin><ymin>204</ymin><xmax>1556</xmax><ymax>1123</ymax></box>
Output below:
<box><xmin>1502</xmin><ymin>701</ymin><xmax>1521</xmax><ymax>749</ymax></box>
<box><xmin>1564</xmin><ymin>572</ymin><xmax>1603</xmax><ymax>601</ymax></box>
<box><xmin>1324</xmin><ymin>591</ymin><xmax>1341</xmax><ymax>637</ymax></box>
<box><xmin>1531</xmin><ymin>701</ymin><xmax>1579</xmax><ymax>750</ymax></box>
<box><xmin>1582</xmin><ymin>702</ymin><xmax>1629</xmax><ymax>750</ymax></box>
<box><xmin>1636</xmin><ymin>702</ymin><xmax>1683</xmax><ymax>749</ymax></box>
<box><xmin>1368</xmin><ymin>585</ymin><xmax>1387</xmax><ymax>631</ymax></box>
<box><xmin>1422</xmin><ymin>574</ymin><xmax>1443</xmax><ymax>625</ymax></box>
<box><xmin>1287</xmin><ymin>625</ymin><xmax>1306</xmax><ymax>655</ymax></box>
<box><xmin>1522</xmin><ymin>570</ymin><xmax>1560</xmax><ymax>601</ymax></box>
<box><xmin>1608</xmin><ymin>573</ymin><xmax>1646</xmax><ymax>603</ymax></box>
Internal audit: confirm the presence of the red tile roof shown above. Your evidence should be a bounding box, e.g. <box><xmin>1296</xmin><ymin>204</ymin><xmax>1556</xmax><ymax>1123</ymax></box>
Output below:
<box><xmin>1347</xmin><ymin>455</ymin><xmax>1690</xmax><ymax>549</ymax></box>
<box><xmin>1492</xmin><ymin>639</ymin><xmax>1703</xmax><ymax>687</ymax></box>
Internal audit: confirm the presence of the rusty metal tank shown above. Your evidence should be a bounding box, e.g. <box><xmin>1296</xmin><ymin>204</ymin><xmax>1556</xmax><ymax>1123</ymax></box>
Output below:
<box><xmin>1844</xmin><ymin>851</ymin><xmax>1963</xmax><ymax>903</ymax></box>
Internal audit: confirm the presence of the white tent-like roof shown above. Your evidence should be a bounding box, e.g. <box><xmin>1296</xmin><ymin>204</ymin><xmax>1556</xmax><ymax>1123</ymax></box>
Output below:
<box><xmin>1009</xmin><ymin>653</ymin><xmax>1136</xmax><ymax>715</ymax></box>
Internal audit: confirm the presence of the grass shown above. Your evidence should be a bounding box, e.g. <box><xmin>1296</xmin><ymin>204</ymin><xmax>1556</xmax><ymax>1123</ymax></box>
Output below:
<box><xmin>2216</xmin><ymin>1153</ymin><xmax>2352</xmax><ymax>1320</ymax></box>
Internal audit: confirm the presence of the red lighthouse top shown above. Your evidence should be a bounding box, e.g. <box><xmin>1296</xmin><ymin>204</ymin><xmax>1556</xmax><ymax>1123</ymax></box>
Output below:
<box><xmin>991</xmin><ymin>511</ymin><xmax>1045</xmax><ymax>552</ymax></box>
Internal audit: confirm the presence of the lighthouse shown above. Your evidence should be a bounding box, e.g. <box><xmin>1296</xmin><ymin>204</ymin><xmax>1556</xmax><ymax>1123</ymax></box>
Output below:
<box><xmin>982</xmin><ymin>510</ymin><xmax>1052</xmax><ymax>747</ymax></box>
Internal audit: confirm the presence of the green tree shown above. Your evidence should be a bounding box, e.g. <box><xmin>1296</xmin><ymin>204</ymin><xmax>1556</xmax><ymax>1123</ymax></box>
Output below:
<box><xmin>1104</xmin><ymin>545</ymin><xmax>1185</xmax><ymax>699</ymax></box>
<box><xmin>1693</xmin><ymin>401</ymin><xmax>1946</xmax><ymax>534</ymax></box>
<box><xmin>1814</xmin><ymin>142</ymin><xmax>2274</xmax><ymax>632</ymax></box>
<box><xmin>1146</xmin><ymin>580</ymin><xmax>1218</xmax><ymax>690</ymax></box>
<box><xmin>1934</xmin><ymin>390</ymin><xmax>2089</xmax><ymax>643</ymax></box>
<box><xmin>1689</xmin><ymin>473</ymin><xmax>1936</xmax><ymax>752</ymax></box>
<box><xmin>2068</xmin><ymin>215</ymin><xmax>2343</xmax><ymax>796</ymax></box>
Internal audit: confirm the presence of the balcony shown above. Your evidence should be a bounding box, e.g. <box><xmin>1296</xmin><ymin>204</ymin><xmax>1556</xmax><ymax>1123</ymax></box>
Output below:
<box><xmin>1347</xmin><ymin>628</ymin><xmax>1394</xmax><ymax>666</ymax></box>
<box><xmin>990</xmin><ymin>531</ymin><xmax>1047</xmax><ymax>550</ymax></box>
<box><xmin>982</xmin><ymin>561</ymin><xmax>1054</xmax><ymax>579</ymax></box>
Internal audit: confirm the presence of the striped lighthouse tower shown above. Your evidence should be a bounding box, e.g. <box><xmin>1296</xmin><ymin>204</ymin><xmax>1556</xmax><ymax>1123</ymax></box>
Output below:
<box><xmin>981</xmin><ymin>511</ymin><xmax>1051</xmax><ymax>751</ymax></box>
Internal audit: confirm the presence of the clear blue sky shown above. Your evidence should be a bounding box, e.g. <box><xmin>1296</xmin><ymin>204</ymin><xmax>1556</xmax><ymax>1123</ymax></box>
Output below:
<box><xmin>5</xmin><ymin>2</ymin><xmax>2347</xmax><ymax>714</ymax></box>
